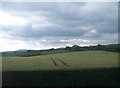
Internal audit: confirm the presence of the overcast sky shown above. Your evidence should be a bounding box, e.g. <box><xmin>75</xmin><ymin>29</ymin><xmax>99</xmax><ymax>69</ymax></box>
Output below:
<box><xmin>0</xmin><ymin>2</ymin><xmax>118</xmax><ymax>52</ymax></box>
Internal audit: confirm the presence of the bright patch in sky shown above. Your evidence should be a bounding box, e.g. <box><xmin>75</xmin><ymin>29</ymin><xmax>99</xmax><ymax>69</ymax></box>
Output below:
<box><xmin>0</xmin><ymin>11</ymin><xmax>28</xmax><ymax>26</ymax></box>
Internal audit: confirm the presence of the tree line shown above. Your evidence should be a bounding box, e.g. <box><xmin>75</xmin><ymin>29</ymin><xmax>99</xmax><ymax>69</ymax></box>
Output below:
<box><xmin>2</xmin><ymin>44</ymin><xmax>120</xmax><ymax>57</ymax></box>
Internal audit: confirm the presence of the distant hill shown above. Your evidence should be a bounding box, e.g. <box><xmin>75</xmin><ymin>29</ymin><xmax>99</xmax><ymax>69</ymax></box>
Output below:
<box><xmin>2</xmin><ymin>44</ymin><xmax>120</xmax><ymax>57</ymax></box>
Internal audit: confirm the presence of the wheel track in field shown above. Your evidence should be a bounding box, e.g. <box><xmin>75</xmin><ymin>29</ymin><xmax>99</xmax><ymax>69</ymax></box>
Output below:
<box><xmin>55</xmin><ymin>57</ymin><xmax>69</xmax><ymax>67</ymax></box>
<box><xmin>49</xmin><ymin>57</ymin><xmax>58</xmax><ymax>67</ymax></box>
<box><xmin>49</xmin><ymin>57</ymin><xmax>69</xmax><ymax>67</ymax></box>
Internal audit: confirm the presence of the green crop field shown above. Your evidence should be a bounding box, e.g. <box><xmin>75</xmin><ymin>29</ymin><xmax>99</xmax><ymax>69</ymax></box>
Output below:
<box><xmin>2</xmin><ymin>51</ymin><xmax>119</xmax><ymax>86</ymax></box>
<box><xmin>2</xmin><ymin>51</ymin><xmax>118</xmax><ymax>71</ymax></box>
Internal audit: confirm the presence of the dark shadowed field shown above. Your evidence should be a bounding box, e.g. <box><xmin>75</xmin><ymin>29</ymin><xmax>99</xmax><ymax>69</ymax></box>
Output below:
<box><xmin>2</xmin><ymin>68</ymin><xmax>119</xmax><ymax>86</ymax></box>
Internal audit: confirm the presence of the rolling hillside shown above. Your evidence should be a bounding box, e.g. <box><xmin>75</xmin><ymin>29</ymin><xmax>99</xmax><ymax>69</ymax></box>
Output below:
<box><xmin>2</xmin><ymin>51</ymin><xmax>118</xmax><ymax>71</ymax></box>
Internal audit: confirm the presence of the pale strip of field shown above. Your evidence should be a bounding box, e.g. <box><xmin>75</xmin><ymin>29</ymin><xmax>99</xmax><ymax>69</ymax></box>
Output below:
<box><xmin>2</xmin><ymin>51</ymin><xmax>118</xmax><ymax>71</ymax></box>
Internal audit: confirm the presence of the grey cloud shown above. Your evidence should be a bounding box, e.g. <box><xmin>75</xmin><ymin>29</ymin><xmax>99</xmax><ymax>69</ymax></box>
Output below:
<box><xmin>1</xmin><ymin>2</ymin><xmax>118</xmax><ymax>47</ymax></box>
<box><xmin>5</xmin><ymin>26</ymin><xmax>86</xmax><ymax>39</ymax></box>
<box><xmin>2</xmin><ymin>2</ymin><xmax>85</xmax><ymax>12</ymax></box>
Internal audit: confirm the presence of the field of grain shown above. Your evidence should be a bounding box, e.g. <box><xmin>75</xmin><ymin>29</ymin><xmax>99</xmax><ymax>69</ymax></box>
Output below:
<box><xmin>2</xmin><ymin>51</ymin><xmax>119</xmax><ymax>86</ymax></box>
<box><xmin>3</xmin><ymin>51</ymin><xmax>118</xmax><ymax>71</ymax></box>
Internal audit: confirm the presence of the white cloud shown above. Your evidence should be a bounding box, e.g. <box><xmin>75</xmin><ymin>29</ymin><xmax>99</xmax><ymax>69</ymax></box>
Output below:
<box><xmin>0</xmin><ymin>31</ymin><xmax>64</xmax><ymax>52</ymax></box>
<box><xmin>0</xmin><ymin>11</ymin><xmax>28</xmax><ymax>26</ymax></box>
<box><xmin>0</xmin><ymin>34</ymin><xmax>50</xmax><ymax>52</ymax></box>
<box><xmin>60</xmin><ymin>38</ymin><xmax>90</xmax><ymax>45</ymax></box>
<box><xmin>0</xmin><ymin>32</ymin><xmax>27</xmax><ymax>51</ymax></box>
<box><xmin>84</xmin><ymin>29</ymin><xmax>97</xmax><ymax>37</ymax></box>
